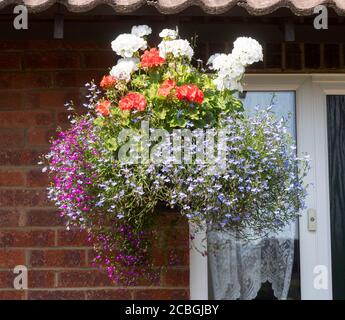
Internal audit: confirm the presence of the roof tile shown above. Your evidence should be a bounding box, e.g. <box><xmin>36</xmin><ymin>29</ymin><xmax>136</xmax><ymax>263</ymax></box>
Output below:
<box><xmin>0</xmin><ymin>0</ymin><xmax>344</xmax><ymax>15</ymax></box>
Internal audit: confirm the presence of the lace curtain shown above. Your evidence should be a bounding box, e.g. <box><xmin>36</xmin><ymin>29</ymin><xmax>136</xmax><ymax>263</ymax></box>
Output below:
<box><xmin>208</xmin><ymin>221</ymin><xmax>296</xmax><ymax>300</ymax></box>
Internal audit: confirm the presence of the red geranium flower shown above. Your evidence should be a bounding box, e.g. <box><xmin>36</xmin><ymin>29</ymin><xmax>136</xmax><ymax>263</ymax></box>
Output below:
<box><xmin>100</xmin><ymin>75</ymin><xmax>116</xmax><ymax>89</ymax></box>
<box><xmin>175</xmin><ymin>84</ymin><xmax>204</xmax><ymax>104</ymax></box>
<box><xmin>119</xmin><ymin>92</ymin><xmax>147</xmax><ymax>111</ymax></box>
<box><xmin>96</xmin><ymin>100</ymin><xmax>111</xmax><ymax>116</ymax></box>
<box><xmin>140</xmin><ymin>48</ymin><xmax>165</xmax><ymax>68</ymax></box>
<box><xmin>157</xmin><ymin>79</ymin><xmax>176</xmax><ymax>97</ymax></box>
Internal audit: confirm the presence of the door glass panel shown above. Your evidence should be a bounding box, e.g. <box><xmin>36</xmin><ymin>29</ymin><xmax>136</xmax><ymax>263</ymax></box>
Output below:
<box><xmin>327</xmin><ymin>95</ymin><xmax>345</xmax><ymax>300</ymax></box>
<box><xmin>208</xmin><ymin>91</ymin><xmax>301</xmax><ymax>300</ymax></box>
<box><xmin>242</xmin><ymin>92</ymin><xmax>296</xmax><ymax>139</ymax></box>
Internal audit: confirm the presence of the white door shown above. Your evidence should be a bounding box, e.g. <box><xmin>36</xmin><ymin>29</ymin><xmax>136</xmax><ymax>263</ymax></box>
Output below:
<box><xmin>190</xmin><ymin>75</ymin><xmax>336</xmax><ymax>300</ymax></box>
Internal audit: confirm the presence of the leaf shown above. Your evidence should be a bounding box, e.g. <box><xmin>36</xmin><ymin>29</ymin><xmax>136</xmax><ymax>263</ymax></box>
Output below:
<box><xmin>170</xmin><ymin>116</ymin><xmax>187</xmax><ymax>128</ymax></box>
<box><xmin>155</xmin><ymin>108</ymin><xmax>167</xmax><ymax>120</ymax></box>
<box><xmin>106</xmin><ymin>137</ymin><xmax>118</xmax><ymax>151</ymax></box>
<box><xmin>93</xmin><ymin>117</ymin><xmax>104</xmax><ymax>127</ymax></box>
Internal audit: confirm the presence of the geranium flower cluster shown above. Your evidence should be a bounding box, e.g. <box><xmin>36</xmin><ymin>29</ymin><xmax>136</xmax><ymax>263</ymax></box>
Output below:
<box><xmin>119</xmin><ymin>92</ymin><xmax>147</xmax><ymax>111</ymax></box>
<box><xmin>175</xmin><ymin>84</ymin><xmax>204</xmax><ymax>104</ymax></box>
<box><xmin>158</xmin><ymin>39</ymin><xmax>194</xmax><ymax>60</ymax></box>
<box><xmin>208</xmin><ymin>37</ymin><xmax>263</xmax><ymax>91</ymax></box>
<box><xmin>140</xmin><ymin>48</ymin><xmax>165</xmax><ymax>68</ymax></box>
<box><xmin>43</xmin><ymin>25</ymin><xmax>309</xmax><ymax>284</ymax></box>
<box><xmin>110</xmin><ymin>57</ymin><xmax>139</xmax><ymax>83</ymax></box>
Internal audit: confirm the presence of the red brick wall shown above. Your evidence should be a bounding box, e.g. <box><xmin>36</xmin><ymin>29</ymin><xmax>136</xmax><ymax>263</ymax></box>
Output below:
<box><xmin>0</xmin><ymin>40</ymin><xmax>189</xmax><ymax>300</ymax></box>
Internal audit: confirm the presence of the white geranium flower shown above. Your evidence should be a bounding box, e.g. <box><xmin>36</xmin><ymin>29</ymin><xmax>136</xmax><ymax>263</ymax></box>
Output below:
<box><xmin>208</xmin><ymin>53</ymin><xmax>246</xmax><ymax>92</ymax></box>
<box><xmin>208</xmin><ymin>54</ymin><xmax>231</xmax><ymax>71</ymax></box>
<box><xmin>232</xmin><ymin>37</ymin><xmax>263</xmax><ymax>66</ymax></box>
<box><xmin>159</xmin><ymin>28</ymin><xmax>178</xmax><ymax>39</ymax></box>
<box><xmin>207</xmin><ymin>53</ymin><xmax>221</xmax><ymax>67</ymax></box>
<box><xmin>213</xmin><ymin>75</ymin><xmax>226</xmax><ymax>91</ymax></box>
<box><xmin>213</xmin><ymin>74</ymin><xmax>243</xmax><ymax>92</ymax></box>
<box><xmin>158</xmin><ymin>39</ymin><xmax>194</xmax><ymax>60</ymax></box>
<box><xmin>111</xmin><ymin>34</ymin><xmax>147</xmax><ymax>58</ymax></box>
<box><xmin>131</xmin><ymin>25</ymin><xmax>152</xmax><ymax>37</ymax></box>
<box><xmin>209</xmin><ymin>53</ymin><xmax>245</xmax><ymax>79</ymax></box>
<box><xmin>110</xmin><ymin>58</ymin><xmax>139</xmax><ymax>82</ymax></box>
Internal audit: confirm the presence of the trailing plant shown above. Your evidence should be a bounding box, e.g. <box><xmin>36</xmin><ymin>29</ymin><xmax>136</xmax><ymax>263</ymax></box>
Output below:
<box><xmin>42</xmin><ymin>25</ymin><xmax>309</xmax><ymax>284</ymax></box>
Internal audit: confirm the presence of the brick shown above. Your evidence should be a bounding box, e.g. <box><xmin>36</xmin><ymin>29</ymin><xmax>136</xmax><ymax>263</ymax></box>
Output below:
<box><xmin>54</xmin><ymin>71</ymin><xmax>103</xmax><ymax>88</ymax></box>
<box><xmin>0</xmin><ymin>270</ymin><xmax>51</xmax><ymax>289</ymax></box>
<box><xmin>27</xmin><ymin>128</ymin><xmax>56</xmax><ymax>147</ymax></box>
<box><xmin>84</xmin><ymin>51</ymin><xmax>116</xmax><ymax>69</ymax></box>
<box><xmin>56</xmin><ymin>111</ymin><xmax>71</xmax><ymax>125</ymax></box>
<box><xmin>157</xmin><ymin>212</ymin><xmax>187</xmax><ymax>228</ymax></box>
<box><xmin>37</xmin><ymin>89</ymin><xmax>83</xmax><ymax>109</ymax></box>
<box><xmin>0</xmin><ymin>170</ymin><xmax>25</xmax><ymax>186</ymax></box>
<box><xmin>0</xmin><ymin>271</ymin><xmax>14</xmax><ymax>288</ymax></box>
<box><xmin>0</xmin><ymin>249</ymin><xmax>25</xmax><ymax>268</ymax></box>
<box><xmin>0</xmin><ymin>40</ymin><xmax>197</xmax><ymax>299</ymax></box>
<box><xmin>0</xmin><ymin>190</ymin><xmax>15</xmax><ymax>207</ymax></box>
<box><xmin>0</xmin><ymin>129</ymin><xmax>25</xmax><ymax>148</ymax></box>
<box><xmin>163</xmin><ymin>268</ymin><xmax>189</xmax><ymax>287</ymax></box>
<box><xmin>57</xmin><ymin>229</ymin><xmax>89</xmax><ymax>247</ymax></box>
<box><xmin>58</xmin><ymin>270</ymin><xmax>113</xmax><ymax>288</ymax></box>
<box><xmin>0</xmin><ymin>73</ymin><xmax>52</xmax><ymax>89</ymax></box>
<box><xmin>0</xmin><ymin>92</ymin><xmax>22</xmax><ymax>110</ymax></box>
<box><xmin>0</xmin><ymin>290</ymin><xmax>24</xmax><ymax>300</ymax></box>
<box><xmin>28</xmin><ymin>290</ymin><xmax>85</xmax><ymax>300</ymax></box>
<box><xmin>87</xmin><ymin>249</ymin><xmax>97</xmax><ymax>265</ymax></box>
<box><xmin>0</xmin><ymin>40</ymin><xmax>47</xmax><ymax>50</ymax></box>
<box><xmin>0</xmin><ymin>150</ymin><xmax>45</xmax><ymax>166</ymax></box>
<box><xmin>26</xmin><ymin>209</ymin><xmax>64</xmax><ymax>227</ymax></box>
<box><xmin>0</xmin><ymin>40</ymin><xmax>108</xmax><ymax>51</ymax></box>
<box><xmin>0</xmin><ymin>230</ymin><xmax>55</xmax><ymax>247</ymax></box>
<box><xmin>163</xmin><ymin>226</ymin><xmax>189</xmax><ymax>247</ymax></box>
<box><xmin>55</xmin><ymin>109</ymin><xmax>86</xmax><ymax>126</ymax></box>
<box><xmin>22</xmin><ymin>92</ymin><xmax>39</xmax><ymax>109</ymax></box>
<box><xmin>152</xmin><ymin>249</ymin><xmax>166</xmax><ymax>267</ymax></box>
<box><xmin>0</xmin><ymin>53</ymin><xmax>22</xmax><ymax>70</ymax></box>
<box><xmin>135</xmin><ymin>272</ymin><xmax>162</xmax><ymax>287</ymax></box>
<box><xmin>23</xmin><ymin>52</ymin><xmax>80</xmax><ymax>70</ymax></box>
<box><xmin>26</xmin><ymin>169</ymin><xmax>49</xmax><ymax>188</ymax></box>
<box><xmin>86</xmin><ymin>289</ymin><xmax>132</xmax><ymax>300</ymax></box>
<box><xmin>0</xmin><ymin>111</ymin><xmax>53</xmax><ymax>128</ymax></box>
<box><xmin>29</xmin><ymin>270</ymin><xmax>55</xmax><ymax>288</ymax></box>
<box><xmin>0</xmin><ymin>40</ymin><xmax>27</xmax><ymax>50</ymax></box>
<box><xmin>0</xmin><ymin>189</ymin><xmax>49</xmax><ymax>207</ymax></box>
<box><xmin>29</xmin><ymin>250</ymin><xmax>86</xmax><ymax>268</ymax></box>
<box><xmin>60</xmin><ymin>41</ymin><xmax>109</xmax><ymax>50</ymax></box>
<box><xmin>167</xmin><ymin>248</ymin><xmax>189</xmax><ymax>267</ymax></box>
<box><xmin>0</xmin><ymin>209</ymin><xmax>23</xmax><ymax>227</ymax></box>
<box><xmin>133</xmin><ymin>289</ymin><xmax>189</xmax><ymax>300</ymax></box>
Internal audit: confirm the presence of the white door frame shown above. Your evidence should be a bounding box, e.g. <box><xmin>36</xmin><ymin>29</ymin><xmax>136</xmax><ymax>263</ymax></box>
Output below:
<box><xmin>190</xmin><ymin>74</ymin><xmax>345</xmax><ymax>300</ymax></box>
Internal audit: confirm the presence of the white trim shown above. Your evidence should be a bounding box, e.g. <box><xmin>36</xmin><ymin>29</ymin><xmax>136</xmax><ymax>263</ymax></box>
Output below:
<box><xmin>297</xmin><ymin>79</ymin><xmax>333</xmax><ymax>299</ymax></box>
<box><xmin>243</xmin><ymin>74</ymin><xmax>308</xmax><ymax>91</ymax></box>
<box><xmin>190</xmin><ymin>74</ymin><xmax>342</xmax><ymax>300</ymax></box>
